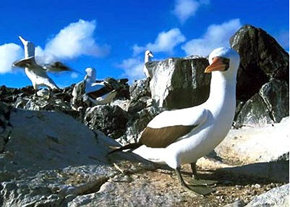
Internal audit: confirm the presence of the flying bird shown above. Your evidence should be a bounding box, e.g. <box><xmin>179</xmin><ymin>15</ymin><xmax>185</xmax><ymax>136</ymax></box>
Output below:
<box><xmin>143</xmin><ymin>50</ymin><xmax>154</xmax><ymax>79</ymax></box>
<box><xmin>12</xmin><ymin>36</ymin><xmax>71</xmax><ymax>90</ymax></box>
<box><xmin>110</xmin><ymin>47</ymin><xmax>240</xmax><ymax>195</ymax></box>
<box><xmin>84</xmin><ymin>67</ymin><xmax>117</xmax><ymax>105</ymax></box>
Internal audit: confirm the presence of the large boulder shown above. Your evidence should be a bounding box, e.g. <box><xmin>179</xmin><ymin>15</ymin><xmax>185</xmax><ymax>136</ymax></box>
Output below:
<box><xmin>84</xmin><ymin>105</ymin><xmax>128</xmax><ymax>139</ymax></box>
<box><xmin>245</xmin><ymin>184</ymin><xmax>289</xmax><ymax>207</ymax></box>
<box><xmin>235</xmin><ymin>79</ymin><xmax>289</xmax><ymax>126</ymax></box>
<box><xmin>230</xmin><ymin>25</ymin><xmax>289</xmax><ymax>101</ymax></box>
<box><xmin>0</xmin><ymin>102</ymin><xmax>12</xmax><ymax>153</ymax></box>
<box><xmin>230</xmin><ymin>25</ymin><xmax>289</xmax><ymax>126</ymax></box>
<box><xmin>147</xmin><ymin>57</ymin><xmax>210</xmax><ymax>109</ymax></box>
<box><xmin>0</xmin><ymin>108</ymin><xmax>153</xmax><ymax>207</ymax></box>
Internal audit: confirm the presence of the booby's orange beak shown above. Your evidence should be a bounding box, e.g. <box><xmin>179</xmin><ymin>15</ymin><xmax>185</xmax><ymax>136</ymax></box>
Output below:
<box><xmin>204</xmin><ymin>57</ymin><xmax>228</xmax><ymax>73</ymax></box>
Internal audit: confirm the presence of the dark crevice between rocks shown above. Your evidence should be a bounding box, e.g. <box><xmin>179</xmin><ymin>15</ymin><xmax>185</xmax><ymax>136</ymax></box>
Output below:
<box><xmin>77</xmin><ymin>177</ymin><xmax>109</xmax><ymax>196</ymax></box>
<box><xmin>0</xmin><ymin>102</ymin><xmax>13</xmax><ymax>153</ymax></box>
<box><xmin>59</xmin><ymin>177</ymin><xmax>110</xmax><ymax>206</ymax></box>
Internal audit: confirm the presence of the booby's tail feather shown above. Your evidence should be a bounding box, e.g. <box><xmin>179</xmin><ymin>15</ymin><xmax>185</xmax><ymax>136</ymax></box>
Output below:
<box><xmin>108</xmin><ymin>143</ymin><xmax>142</xmax><ymax>154</ymax></box>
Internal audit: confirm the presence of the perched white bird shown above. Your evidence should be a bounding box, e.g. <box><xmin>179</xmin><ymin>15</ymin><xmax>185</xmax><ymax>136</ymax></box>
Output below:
<box><xmin>110</xmin><ymin>47</ymin><xmax>240</xmax><ymax>194</ymax></box>
<box><xmin>84</xmin><ymin>67</ymin><xmax>117</xmax><ymax>105</ymax></box>
<box><xmin>13</xmin><ymin>36</ymin><xmax>71</xmax><ymax>90</ymax></box>
<box><xmin>143</xmin><ymin>50</ymin><xmax>154</xmax><ymax>78</ymax></box>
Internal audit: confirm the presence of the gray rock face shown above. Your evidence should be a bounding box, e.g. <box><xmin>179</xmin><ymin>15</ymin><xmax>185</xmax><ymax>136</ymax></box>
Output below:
<box><xmin>245</xmin><ymin>184</ymin><xmax>289</xmax><ymax>207</ymax></box>
<box><xmin>123</xmin><ymin>105</ymin><xmax>162</xmax><ymax>143</ymax></box>
<box><xmin>84</xmin><ymin>105</ymin><xmax>128</xmax><ymax>139</ymax></box>
<box><xmin>0</xmin><ymin>108</ymin><xmax>154</xmax><ymax>207</ymax></box>
<box><xmin>0</xmin><ymin>102</ymin><xmax>12</xmax><ymax>153</ymax></box>
<box><xmin>235</xmin><ymin>79</ymin><xmax>289</xmax><ymax>127</ymax></box>
<box><xmin>230</xmin><ymin>25</ymin><xmax>289</xmax><ymax>126</ymax></box>
<box><xmin>147</xmin><ymin>57</ymin><xmax>210</xmax><ymax>109</ymax></box>
<box><xmin>230</xmin><ymin>25</ymin><xmax>289</xmax><ymax>101</ymax></box>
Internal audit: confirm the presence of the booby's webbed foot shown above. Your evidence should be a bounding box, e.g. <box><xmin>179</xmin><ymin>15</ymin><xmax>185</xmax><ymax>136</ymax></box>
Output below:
<box><xmin>176</xmin><ymin>167</ymin><xmax>214</xmax><ymax>195</ymax></box>
<box><xmin>189</xmin><ymin>179</ymin><xmax>218</xmax><ymax>186</ymax></box>
<box><xmin>190</xmin><ymin>162</ymin><xmax>218</xmax><ymax>186</ymax></box>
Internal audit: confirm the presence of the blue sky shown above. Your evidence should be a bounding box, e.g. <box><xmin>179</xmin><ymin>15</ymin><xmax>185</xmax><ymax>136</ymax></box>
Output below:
<box><xmin>0</xmin><ymin>0</ymin><xmax>288</xmax><ymax>88</ymax></box>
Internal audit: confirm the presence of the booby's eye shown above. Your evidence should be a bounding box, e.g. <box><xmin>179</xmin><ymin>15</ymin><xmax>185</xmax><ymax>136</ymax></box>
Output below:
<box><xmin>222</xmin><ymin>58</ymin><xmax>230</xmax><ymax>71</ymax></box>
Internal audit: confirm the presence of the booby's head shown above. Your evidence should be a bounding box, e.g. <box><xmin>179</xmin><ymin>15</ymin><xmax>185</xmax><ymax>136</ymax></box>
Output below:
<box><xmin>204</xmin><ymin>47</ymin><xmax>240</xmax><ymax>78</ymax></box>
<box><xmin>145</xmin><ymin>50</ymin><xmax>154</xmax><ymax>63</ymax></box>
<box><xmin>19</xmin><ymin>36</ymin><xmax>35</xmax><ymax>58</ymax></box>
<box><xmin>85</xmin><ymin>67</ymin><xmax>96</xmax><ymax>81</ymax></box>
<box><xmin>145</xmin><ymin>50</ymin><xmax>153</xmax><ymax>58</ymax></box>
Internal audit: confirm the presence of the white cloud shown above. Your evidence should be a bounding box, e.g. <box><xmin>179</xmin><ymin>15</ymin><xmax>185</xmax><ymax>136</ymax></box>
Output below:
<box><xmin>70</xmin><ymin>72</ymin><xmax>79</xmax><ymax>79</ymax></box>
<box><xmin>118</xmin><ymin>58</ymin><xmax>144</xmax><ymax>81</ymax></box>
<box><xmin>133</xmin><ymin>28</ymin><xmax>186</xmax><ymax>55</ymax></box>
<box><xmin>182</xmin><ymin>18</ymin><xmax>241</xmax><ymax>56</ymax></box>
<box><xmin>173</xmin><ymin>0</ymin><xmax>209</xmax><ymax>23</ymax></box>
<box><xmin>0</xmin><ymin>43</ymin><xmax>22</xmax><ymax>74</ymax></box>
<box><xmin>0</xmin><ymin>19</ymin><xmax>110</xmax><ymax>74</ymax></box>
<box><xmin>37</xmin><ymin>19</ymin><xmax>110</xmax><ymax>63</ymax></box>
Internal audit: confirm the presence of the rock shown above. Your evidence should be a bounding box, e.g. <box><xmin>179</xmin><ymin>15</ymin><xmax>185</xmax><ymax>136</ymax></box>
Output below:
<box><xmin>110</xmin><ymin>78</ymin><xmax>130</xmax><ymax>100</ymax></box>
<box><xmin>223</xmin><ymin>200</ymin><xmax>245</xmax><ymax>207</ymax></box>
<box><xmin>230</xmin><ymin>25</ymin><xmax>289</xmax><ymax>101</ymax></box>
<box><xmin>0</xmin><ymin>102</ymin><xmax>12</xmax><ymax>153</ymax></box>
<box><xmin>216</xmin><ymin>117</ymin><xmax>289</xmax><ymax>164</ymax></box>
<box><xmin>245</xmin><ymin>184</ymin><xmax>289</xmax><ymax>207</ymax></box>
<box><xmin>230</xmin><ymin>25</ymin><xmax>289</xmax><ymax>127</ymax></box>
<box><xmin>130</xmin><ymin>78</ymin><xmax>151</xmax><ymax>101</ymax></box>
<box><xmin>210</xmin><ymin>117</ymin><xmax>289</xmax><ymax>182</ymax></box>
<box><xmin>235</xmin><ymin>80</ymin><xmax>289</xmax><ymax>127</ymax></box>
<box><xmin>84</xmin><ymin>105</ymin><xmax>128</xmax><ymax>139</ymax></box>
<box><xmin>147</xmin><ymin>57</ymin><xmax>210</xmax><ymax>109</ymax></box>
<box><xmin>123</xmin><ymin>105</ymin><xmax>163</xmax><ymax>144</ymax></box>
<box><xmin>68</xmin><ymin>177</ymin><xmax>191</xmax><ymax>207</ymax></box>
<box><xmin>259</xmin><ymin>79</ymin><xmax>289</xmax><ymax>123</ymax></box>
<box><xmin>234</xmin><ymin>93</ymin><xmax>274</xmax><ymax>127</ymax></box>
<box><xmin>0</xmin><ymin>108</ymin><xmax>154</xmax><ymax>207</ymax></box>
<box><xmin>0</xmin><ymin>85</ymin><xmax>35</xmax><ymax>105</ymax></box>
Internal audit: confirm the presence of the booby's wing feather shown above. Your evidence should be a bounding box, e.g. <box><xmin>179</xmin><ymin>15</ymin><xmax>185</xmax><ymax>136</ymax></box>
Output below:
<box><xmin>13</xmin><ymin>57</ymin><xmax>37</xmax><ymax>68</ymax></box>
<box><xmin>43</xmin><ymin>62</ymin><xmax>71</xmax><ymax>72</ymax></box>
<box><xmin>140</xmin><ymin>107</ymin><xmax>209</xmax><ymax>148</ymax></box>
<box><xmin>140</xmin><ymin>125</ymin><xmax>196</xmax><ymax>148</ymax></box>
<box><xmin>148</xmin><ymin>106</ymin><xmax>208</xmax><ymax>128</ymax></box>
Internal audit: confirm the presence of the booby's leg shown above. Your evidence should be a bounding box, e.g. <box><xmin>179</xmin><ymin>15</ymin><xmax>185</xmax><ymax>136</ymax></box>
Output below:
<box><xmin>33</xmin><ymin>83</ymin><xmax>38</xmax><ymax>90</ymax></box>
<box><xmin>175</xmin><ymin>167</ymin><xmax>213</xmax><ymax>195</ymax></box>
<box><xmin>191</xmin><ymin>162</ymin><xmax>198</xmax><ymax>179</ymax></box>
<box><xmin>190</xmin><ymin>162</ymin><xmax>218</xmax><ymax>186</ymax></box>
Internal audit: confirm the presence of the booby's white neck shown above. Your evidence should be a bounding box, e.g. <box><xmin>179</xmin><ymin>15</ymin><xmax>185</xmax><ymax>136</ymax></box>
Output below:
<box><xmin>205</xmin><ymin>71</ymin><xmax>237</xmax><ymax>116</ymax></box>
<box><xmin>144</xmin><ymin>54</ymin><xmax>152</xmax><ymax>63</ymax></box>
<box><xmin>24</xmin><ymin>43</ymin><xmax>35</xmax><ymax>58</ymax></box>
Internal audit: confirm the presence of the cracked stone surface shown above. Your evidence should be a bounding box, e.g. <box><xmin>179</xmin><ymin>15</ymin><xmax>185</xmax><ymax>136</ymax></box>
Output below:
<box><xmin>0</xmin><ymin>109</ymin><xmax>154</xmax><ymax>206</ymax></box>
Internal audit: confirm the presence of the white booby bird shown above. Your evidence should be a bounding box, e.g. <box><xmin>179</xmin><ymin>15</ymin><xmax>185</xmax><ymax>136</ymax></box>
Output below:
<box><xmin>110</xmin><ymin>47</ymin><xmax>240</xmax><ymax>194</ymax></box>
<box><xmin>13</xmin><ymin>36</ymin><xmax>71</xmax><ymax>90</ymax></box>
<box><xmin>84</xmin><ymin>67</ymin><xmax>117</xmax><ymax>105</ymax></box>
<box><xmin>143</xmin><ymin>50</ymin><xmax>154</xmax><ymax>79</ymax></box>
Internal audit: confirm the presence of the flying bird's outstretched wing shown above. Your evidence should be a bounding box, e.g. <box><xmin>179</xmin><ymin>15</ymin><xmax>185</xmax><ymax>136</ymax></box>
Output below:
<box><xmin>43</xmin><ymin>62</ymin><xmax>72</xmax><ymax>72</ymax></box>
<box><xmin>13</xmin><ymin>57</ymin><xmax>37</xmax><ymax>68</ymax></box>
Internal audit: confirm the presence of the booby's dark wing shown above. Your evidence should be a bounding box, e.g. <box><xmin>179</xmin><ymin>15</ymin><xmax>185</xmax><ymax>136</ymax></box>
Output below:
<box><xmin>43</xmin><ymin>61</ymin><xmax>71</xmax><ymax>72</ymax></box>
<box><xmin>13</xmin><ymin>57</ymin><xmax>37</xmax><ymax>68</ymax></box>
<box><xmin>139</xmin><ymin>108</ymin><xmax>209</xmax><ymax>148</ymax></box>
<box><xmin>140</xmin><ymin>125</ymin><xmax>196</xmax><ymax>148</ymax></box>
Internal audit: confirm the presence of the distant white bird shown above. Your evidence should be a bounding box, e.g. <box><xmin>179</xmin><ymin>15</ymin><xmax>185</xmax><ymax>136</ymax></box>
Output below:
<box><xmin>13</xmin><ymin>36</ymin><xmax>71</xmax><ymax>90</ymax></box>
<box><xmin>110</xmin><ymin>47</ymin><xmax>240</xmax><ymax>195</ymax></box>
<box><xmin>143</xmin><ymin>50</ymin><xmax>154</xmax><ymax>79</ymax></box>
<box><xmin>84</xmin><ymin>67</ymin><xmax>117</xmax><ymax>105</ymax></box>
